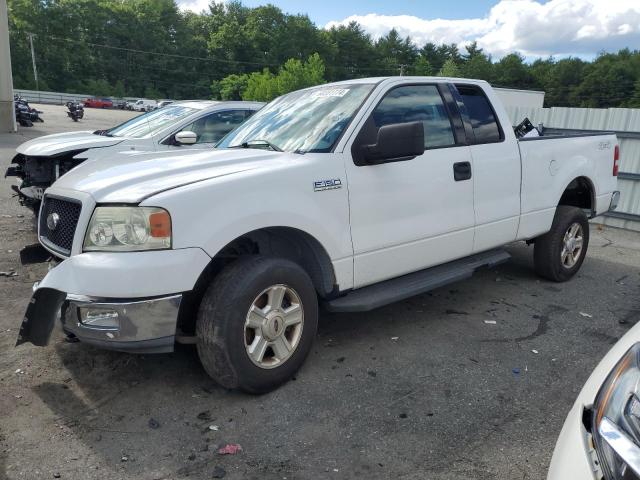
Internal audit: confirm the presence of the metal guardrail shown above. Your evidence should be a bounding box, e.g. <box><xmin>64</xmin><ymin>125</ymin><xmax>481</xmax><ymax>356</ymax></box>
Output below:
<box><xmin>14</xmin><ymin>88</ymin><xmax>93</xmax><ymax>105</ymax></box>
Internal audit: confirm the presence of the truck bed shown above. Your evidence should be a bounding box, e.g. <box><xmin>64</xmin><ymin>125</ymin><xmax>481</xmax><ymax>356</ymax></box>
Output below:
<box><xmin>516</xmin><ymin>130</ymin><xmax>618</xmax><ymax>240</ymax></box>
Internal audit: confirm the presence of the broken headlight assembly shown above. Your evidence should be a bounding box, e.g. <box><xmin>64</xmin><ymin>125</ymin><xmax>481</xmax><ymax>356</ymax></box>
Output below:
<box><xmin>593</xmin><ymin>343</ymin><xmax>640</xmax><ymax>480</ymax></box>
<box><xmin>83</xmin><ymin>206</ymin><xmax>171</xmax><ymax>252</ymax></box>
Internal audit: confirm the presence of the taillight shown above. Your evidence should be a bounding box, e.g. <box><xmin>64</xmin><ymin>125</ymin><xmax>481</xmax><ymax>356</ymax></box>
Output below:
<box><xmin>613</xmin><ymin>145</ymin><xmax>619</xmax><ymax>176</ymax></box>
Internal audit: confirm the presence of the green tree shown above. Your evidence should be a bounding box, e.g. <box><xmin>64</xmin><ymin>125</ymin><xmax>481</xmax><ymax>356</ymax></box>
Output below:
<box><xmin>375</xmin><ymin>29</ymin><xmax>418</xmax><ymax>75</ymax></box>
<box><xmin>412</xmin><ymin>56</ymin><xmax>432</xmax><ymax>76</ymax></box>
<box><xmin>214</xmin><ymin>74</ymin><xmax>249</xmax><ymax>100</ymax></box>
<box><xmin>463</xmin><ymin>41</ymin><xmax>484</xmax><ymax>61</ymax></box>
<box><xmin>144</xmin><ymin>85</ymin><xmax>162</xmax><ymax>100</ymax></box>
<box><xmin>242</xmin><ymin>54</ymin><xmax>326</xmax><ymax>101</ymax></box>
<box><xmin>461</xmin><ymin>55</ymin><xmax>494</xmax><ymax>81</ymax></box>
<box><xmin>243</xmin><ymin>68</ymin><xmax>278</xmax><ymax>101</ymax></box>
<box><xmin>420</xmin><ymin>43</ymin><xmax>448</xmax><ymax>73</ymax></box>
<box><xmin>629</xmin><ymin>79</ymin><xmax>640</xmax><ymax>108</ymax></box>
<box><xmin>112</xmin><ymin>80</ymin><xmax>126</xmax><ymax>98</ymax></box>
<box><xmin>574</xmin><ymin>52</ymin><xmax>636</xmax><ymax>107</ymax></box>
<box><xmin>7</xmin><ymin>0</ymin><xmax>640</xmax><ymax>108</ymax></box>
<box><xmin>438</xmin><ymin>59</ymin><xmax>460</xmax><ymax>77</ymax></box>
<box><xmin>493</xmin><ymin>53</ymin><xmax>534</xmax><ymax>88</ymax></box>
<box><xmin>322</xmin><ymin>22</ymin><xmax>376</xmax><ymax>80</ymax></box>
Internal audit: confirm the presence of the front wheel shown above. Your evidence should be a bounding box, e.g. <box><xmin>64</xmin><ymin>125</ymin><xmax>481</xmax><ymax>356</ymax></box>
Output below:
<box><xmin>196</xmin><ymin>256</ymin><xmax>318</xmax><ymax>394</ymax></box>
<box><xmin>534</xmin><ymin>206</ymin><xmax>590</xmax><ymax>282</ymax></box>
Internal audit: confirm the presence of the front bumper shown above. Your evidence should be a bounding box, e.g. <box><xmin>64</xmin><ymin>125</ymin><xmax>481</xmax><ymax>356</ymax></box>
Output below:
<box><xmin>62</xmin><ymin>293</ymin><xmax>182</xmax><ymax>353</ymax></box>
<box><xmin>15</xmin><ymin>248</ymin><xmax>211</xmax><ymax>353</ymax></box>
<box><xmin>547</xmin><ymin>401</ymin><xmax>600</xmax><ymax>479</ymax></box>
<box><xmin>17</xmin><ymin>287</ymin><xmax>182</xmax><ymax>353</ymax></box>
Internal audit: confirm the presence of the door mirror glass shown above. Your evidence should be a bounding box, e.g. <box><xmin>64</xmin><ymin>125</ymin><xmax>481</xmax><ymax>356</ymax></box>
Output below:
<box><xmin>174</xmin><ymin>130</ymin><xmax>198</xmax><ymax>145</ymax></box>
<box><xmin>362</xmin><ymin>121</ymin><xmax>425</xmax><ymax>164</ymax></box>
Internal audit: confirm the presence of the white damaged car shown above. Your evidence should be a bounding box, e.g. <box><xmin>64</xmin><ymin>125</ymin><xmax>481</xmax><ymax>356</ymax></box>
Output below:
<box><xmin>548</xmin><ymin>321</ymin><xmax>640</xmax><ymax>479</ymax></box>
<box><xmin>5</xmin><ymin>100</ymin><xmax>263</xmax><ymax>213</ymax></box>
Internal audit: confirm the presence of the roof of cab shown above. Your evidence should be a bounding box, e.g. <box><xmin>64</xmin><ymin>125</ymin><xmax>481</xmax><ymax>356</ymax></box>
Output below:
<box><xmin>172</xmin><ymin>100</ymin><xmax>265</xmax><ymax>110</ymax></box>
<box><xmin>321</xmin><ymin>76</ymin><xmax>488</xmax><ymax>87</ymax></box>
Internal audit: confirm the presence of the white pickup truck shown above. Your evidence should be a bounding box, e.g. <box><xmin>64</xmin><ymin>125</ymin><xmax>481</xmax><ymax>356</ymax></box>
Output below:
<box><xmin>17</xmin><ymin>77</ymin><xmax>620</xmax><ymax>393</ymax></box>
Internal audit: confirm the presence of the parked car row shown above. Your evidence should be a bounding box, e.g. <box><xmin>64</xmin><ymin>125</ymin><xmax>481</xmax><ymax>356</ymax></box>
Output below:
<box><xmin>81</xmin><ymin>97</ymin><xmax>174</xmax><ymax>111</ymax></box>
<box><xmin>4</xmin><ymin>77</ymin><xmax>627</xmax><ymax>478</ymax></box>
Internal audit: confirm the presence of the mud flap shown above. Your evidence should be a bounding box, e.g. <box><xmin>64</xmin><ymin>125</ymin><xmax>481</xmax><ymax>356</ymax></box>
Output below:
<box><xmin>15</xmin><ymin>288</ymin><xmax>66</xmax><ymax>347</ymax></box>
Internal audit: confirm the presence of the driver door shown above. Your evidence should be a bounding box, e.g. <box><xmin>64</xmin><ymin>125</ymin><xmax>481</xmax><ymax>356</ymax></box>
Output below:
<box><xmin>345</xmin><ymin>84</ymin><xmax>476</xmax><ymax>288</ymax></box>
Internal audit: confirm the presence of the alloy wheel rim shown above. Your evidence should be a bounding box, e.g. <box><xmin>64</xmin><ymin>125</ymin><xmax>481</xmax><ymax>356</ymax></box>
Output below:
<box><xmin>244</xmin><ymin>284</ymin><xmax>304</xmax><ymax>369</ymax></box>
<box><xmin>561</xmin><ymin>222</ymin><xmax>584</xmax><ymax>268</ymax></box>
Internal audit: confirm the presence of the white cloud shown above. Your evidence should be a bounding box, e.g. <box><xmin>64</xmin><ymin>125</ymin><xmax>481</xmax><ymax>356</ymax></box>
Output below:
<box><xmin>178</xmin><ymin>0</ymin><xmax>217</xmax><ymax>13</ymax></box>
<box><xmin>325</xmin><ymin>0</ymin><xmax>640</xmax><ymax>58</ymax></box>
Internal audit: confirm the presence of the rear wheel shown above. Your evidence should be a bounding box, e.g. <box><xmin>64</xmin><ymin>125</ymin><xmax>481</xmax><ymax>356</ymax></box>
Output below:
<box><xmin>196</xmin><ymin>256</ymin><xmax>318</xmax><ymax>394</ymax></box>
<box><xmin>534</xmin><ymin>206</ymin><xmax>589</xmax><ymax>282</ymax></box>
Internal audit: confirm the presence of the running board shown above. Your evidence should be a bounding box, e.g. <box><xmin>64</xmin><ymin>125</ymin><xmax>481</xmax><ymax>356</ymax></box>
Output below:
<box><xmin>325</xmin><ymin>249</ymin><xmax>511</xmax><ymax>313</ymax></box>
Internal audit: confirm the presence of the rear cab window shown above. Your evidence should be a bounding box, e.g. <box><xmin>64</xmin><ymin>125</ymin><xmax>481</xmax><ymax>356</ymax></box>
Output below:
<box><xmin>455</xmin><ymin>84</ymin><xmax>504</xmax><ymax>144</ymax></box>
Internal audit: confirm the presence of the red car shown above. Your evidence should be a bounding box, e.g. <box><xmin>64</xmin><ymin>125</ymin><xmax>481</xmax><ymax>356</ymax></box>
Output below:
<box><xmin>83</xmin><ymin>98</ymin><xmax>113</xmax><ymax>108</ymax></box>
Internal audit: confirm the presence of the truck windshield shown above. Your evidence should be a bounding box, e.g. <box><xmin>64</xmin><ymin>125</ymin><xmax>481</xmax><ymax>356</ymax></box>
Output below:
<box><xmin>106</xmin><ymin>105</ymin><xmax>197</xmax><ymax>138</ymax></box>
<box><xmin>217</xmin><ymin>84</ymin><xmax>374</xmax><ymax>153</ymax></box>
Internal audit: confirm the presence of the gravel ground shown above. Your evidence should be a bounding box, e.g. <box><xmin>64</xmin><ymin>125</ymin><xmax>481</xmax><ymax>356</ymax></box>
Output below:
<box><xmin>1</xmin><ymin>104</ymin><xmax>640</xmax><ymax>480</ymax></box>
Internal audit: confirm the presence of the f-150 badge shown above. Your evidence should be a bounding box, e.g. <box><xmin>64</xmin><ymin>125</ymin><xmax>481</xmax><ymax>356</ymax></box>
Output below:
<box><xmin>314</xmin><ymin>179</ymin><xmax>342</xmax><ymax>192</ymax></box>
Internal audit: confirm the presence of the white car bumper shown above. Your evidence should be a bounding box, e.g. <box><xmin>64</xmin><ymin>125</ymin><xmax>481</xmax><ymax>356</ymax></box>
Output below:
<box><xmin>16</xmin><ymin>248</ymin><xmax>211</xmax><ymax>353</ymax></box>
<box><xmin>548</xmin><ymin>321</ymin><xmax>640</xmax><ymax>479</ymax></box>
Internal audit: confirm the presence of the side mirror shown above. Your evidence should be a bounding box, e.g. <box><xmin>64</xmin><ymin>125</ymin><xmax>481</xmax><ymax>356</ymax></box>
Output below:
<box><xmin>361</xmin><ymin>121</ymin><xmax>425</xmax><ymax>165</ymax></box>
<box><xmin>174</xmin><ymin>131</ymin><xmax>197</xmax><ymax>145</ymax></box>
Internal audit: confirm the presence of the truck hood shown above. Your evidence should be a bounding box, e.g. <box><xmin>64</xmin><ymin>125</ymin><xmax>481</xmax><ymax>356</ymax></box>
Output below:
<box><xmin>52</xmin><ymin>148</ymin><xmax>285</xmax><ymax>203</ymax></box>
<box><xmin>16</xmin><ymin>131</ymin><xmax>126</xmax><ymax>157</ymax></box>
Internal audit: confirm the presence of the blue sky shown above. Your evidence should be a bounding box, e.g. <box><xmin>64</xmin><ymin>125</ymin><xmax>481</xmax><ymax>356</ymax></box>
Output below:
<box><xmin>237</xmin><ymin>0</ymin><xmax>502</xmax><ymax>26</ymax></box>
<box><xmin>178</xmin><ymin>0</ymin><xmax>640</xmax><ymax>59</ymax></box>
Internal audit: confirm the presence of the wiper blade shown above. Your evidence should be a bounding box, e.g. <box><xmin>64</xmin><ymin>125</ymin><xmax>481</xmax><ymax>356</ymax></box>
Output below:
<box><xmin>230</xmin><ymin>139</ymin><xmax>283</xmax><ymax>152</ymax></box>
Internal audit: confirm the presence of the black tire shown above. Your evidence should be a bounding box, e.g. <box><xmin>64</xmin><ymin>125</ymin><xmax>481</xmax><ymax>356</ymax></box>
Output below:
<box><xmin>534</xmin><ymin>206</ymin><xmax>590</xmax><ymax>282</ymax></box>
<box><xmin>196</xmin><ymin>256</ymin><xmax>318</xmax><ymax>394</ymax></box>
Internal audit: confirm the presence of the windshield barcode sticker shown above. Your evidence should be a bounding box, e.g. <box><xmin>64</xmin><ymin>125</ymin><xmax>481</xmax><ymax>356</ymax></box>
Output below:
<box><xmin>309</xmin><ymin>88</ymin><xmax>349</xmax><ymax>98</ymax></box>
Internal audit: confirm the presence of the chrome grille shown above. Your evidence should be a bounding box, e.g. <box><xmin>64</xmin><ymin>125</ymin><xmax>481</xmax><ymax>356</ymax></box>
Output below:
<box><xmin>39</xmin><ymin>196</ymin><xmax>81</xmax><ymax>256</ymax></box>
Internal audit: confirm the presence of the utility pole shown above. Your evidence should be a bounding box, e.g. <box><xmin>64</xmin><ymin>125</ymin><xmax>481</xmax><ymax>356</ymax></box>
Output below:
<box><xmin>0</xmin><ymin>0</ymin><xmax>16</xmax><ymax>132</ymax></box>
<box><xmin>28</xmin><ymin>32</ymin><xmax>38</xmax><ymax>91</ymax></box>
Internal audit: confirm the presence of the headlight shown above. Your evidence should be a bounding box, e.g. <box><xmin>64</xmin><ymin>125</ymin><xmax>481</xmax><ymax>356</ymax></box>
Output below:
<box><xmin>593</xmin><ymin>343</ymin><xmax>640</xmax><ymax>480</ymax></box>
<box><xmin>83</xmin><ymin>206</ymin><xmax>171</xmax><ymax>252</ymax></box>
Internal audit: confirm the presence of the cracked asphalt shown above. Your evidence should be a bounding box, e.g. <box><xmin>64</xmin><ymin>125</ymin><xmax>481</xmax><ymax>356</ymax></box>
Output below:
<box><xmin>1</xmin><ymin>105</ymin><xmax>640</xmax><ymax>479</ymax></box>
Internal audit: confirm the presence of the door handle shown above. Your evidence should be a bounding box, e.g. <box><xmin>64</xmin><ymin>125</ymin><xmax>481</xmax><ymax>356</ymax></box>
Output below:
<box><xmin>453</xmin><ymin>161</ymin><xmax>472</xmax><ymax>181</ymax></box>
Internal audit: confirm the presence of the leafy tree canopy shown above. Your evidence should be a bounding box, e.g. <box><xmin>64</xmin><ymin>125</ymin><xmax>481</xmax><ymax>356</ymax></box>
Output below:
<box><xmin>7</xmin><ymin>0</ymin><xmax>640</xmax><ymax>107</ymax></box>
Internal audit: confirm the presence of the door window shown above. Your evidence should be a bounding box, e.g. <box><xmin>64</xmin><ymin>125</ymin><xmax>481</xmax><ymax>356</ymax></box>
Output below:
<box><xmin>181</xmin><ymin>110</ymin><xmax>250</xmax><ymax>144</ymax></box>
<box><xmin>372</xmin><ymin>85</ymin><xmax>456</xmax><ymax>149</ymax></box>
<box><xmin>455</xmin><ymin>85</ymin><xmax>503</xmax><ymax>144</ymax></box>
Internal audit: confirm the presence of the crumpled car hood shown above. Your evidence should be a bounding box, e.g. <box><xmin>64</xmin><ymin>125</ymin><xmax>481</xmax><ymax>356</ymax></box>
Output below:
<box><xmin>16</xmin><ymin>131</ymin><xmax>125</xmax><ymax>157</ymax></box>
<box><xmin>51</xmin><ymin>148</ymin><xmax>287</xmax><ymax>203</ymax></box>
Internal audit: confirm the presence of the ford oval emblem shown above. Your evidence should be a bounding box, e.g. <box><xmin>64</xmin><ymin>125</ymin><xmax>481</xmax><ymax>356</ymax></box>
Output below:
<box><xmin>46</xmin><ymin>212</ymin><xmax>60</xmax><ymax>231</ymax></box>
